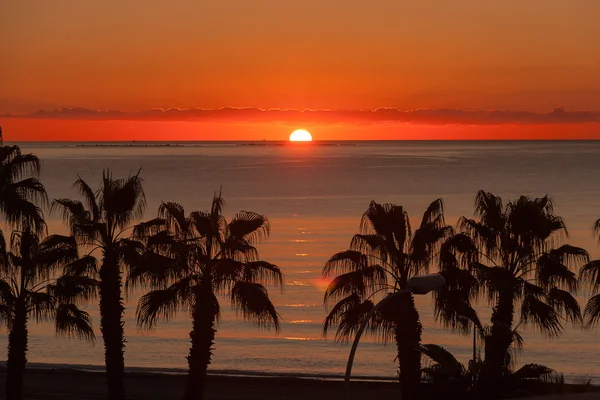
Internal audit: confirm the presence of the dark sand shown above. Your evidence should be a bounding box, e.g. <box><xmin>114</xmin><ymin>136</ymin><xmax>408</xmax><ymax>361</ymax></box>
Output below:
<box><xmin>2</xmin><ymin>368</ymin><xmax>598</xmax><ymax>399</ymax></box>
<box><xmin>0</xmin><ymin>368</ymin><xmax>402</xmax><ymax>400</ymax></box>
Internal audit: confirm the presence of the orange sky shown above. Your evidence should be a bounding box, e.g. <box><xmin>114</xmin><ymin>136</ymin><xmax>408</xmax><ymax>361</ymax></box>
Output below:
<box><xmin>2</xmin><ymin>1</ymin><xmax>600</xmax><ymax>140</ymax></box>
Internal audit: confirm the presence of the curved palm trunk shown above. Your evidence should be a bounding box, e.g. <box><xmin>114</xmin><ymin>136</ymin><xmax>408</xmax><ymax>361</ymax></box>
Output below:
<box><xmin>394</xmin><ymin>294</ymin><xmax>422</xmax><ymax>400</ymax></box>
<box><xmin>480</xmin><ymin>291</ymin><xmax>515</xmax><ymax>397</ymax></box>
<box><xmin>184</xmin><ymin>284</ymin><xmax>218</xmax><ymax>400</ymax></box>
<box><xmin>6</xmin><ymin>300</ymin><xmax>28</xmax><ymax>400</ymax></box>
<box><xmin>99</xmin><ymin>255</ymin><xmax>127</xmax><ymax>400</ymax></box>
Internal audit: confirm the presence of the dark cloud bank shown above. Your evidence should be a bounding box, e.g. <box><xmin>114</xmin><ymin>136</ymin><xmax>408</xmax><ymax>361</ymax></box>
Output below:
<box><xmin>2</xmin><ymin>107</ymin><xmax>599</xmax><ymax>125</ymax></box>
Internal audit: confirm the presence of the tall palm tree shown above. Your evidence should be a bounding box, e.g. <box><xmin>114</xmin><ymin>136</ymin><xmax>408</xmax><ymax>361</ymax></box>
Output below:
<box><xmin>0</xmin><ymin>145</ymin><xmax>46</xmax><ymax>231</ymax></box>
<box><xmin>51</xmin><ymin>170</ymin><xmax>146</xmax><ymax>400</ymax></box>
<box><xmin>580</xmin><ymin>219</ymin><xmax>600</xmax><ymax>327</ymax></box>
<box><xmin>130</xmin><ymin>192</ymin><xmax>283</xmax><ymax>400</ymax></box>
<box><xmin>322</xmin><ymin>199</ymin><xmax>451</xmax><ymax>399</ymax></box>
<box><xmin>0</xmin><ymin>228</ymin><xmax>96</xmax><ymax>400</ymax></box>
<box><xmin>439</xmin><ymin>191</ymin><xmax>587</xmax><ymax>397</ymax></box>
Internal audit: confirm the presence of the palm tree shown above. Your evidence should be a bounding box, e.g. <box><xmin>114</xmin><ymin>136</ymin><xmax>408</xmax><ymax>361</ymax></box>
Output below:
<box><xmin>439</xmin><ymin>191</ymin><xmax>587</xmax><ymax>396</ymax></box>
<box><xmin>0</xmin><ymin>145</ymin><xmax>46</xmax><ymax>231</ymax></box>
<box><xmin>51</xmin><ymin>170</ymin><xmax>146</xmax><ymax>400</ymax></box>
<box><xmin>130</xmin><ymin>192</ymin><xmax>283</xmax><ymax>400</ymax></box>
<box><xmin>322</xmin><ymin>199</ymin><xmax>451</xmax><ymax>399</ymax></box>
<box><xmin>421</xmin><ymin>343</ymin><xmax>555</xmax><ymax>396</ymax></box>
<box><xmin>580</xmin><ymin>219</ymin><xmax>600</xmax><ymax>327</ymax></box>
<box><xmin>0</xmin><ymin>228</ymin><xmax>96</xmax><ymax>400</ymax></box>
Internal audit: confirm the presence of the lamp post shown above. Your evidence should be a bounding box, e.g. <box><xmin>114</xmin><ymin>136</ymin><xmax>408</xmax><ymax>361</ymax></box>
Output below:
<box><xmin>344</xmin><ymin>274</ymin><xmax>446</xmax><ymax>399</ymax></box>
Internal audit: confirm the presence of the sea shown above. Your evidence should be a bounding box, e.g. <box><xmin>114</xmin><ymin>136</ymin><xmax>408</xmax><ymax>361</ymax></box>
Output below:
<box><xmin>1</xmin><ymin>140</ymin><xmax>600</xmax><ymax>383</ymax></box>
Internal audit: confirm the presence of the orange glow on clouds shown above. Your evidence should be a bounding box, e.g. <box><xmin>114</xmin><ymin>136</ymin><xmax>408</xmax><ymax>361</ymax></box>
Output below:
<box><xmin>1</xmin><ymin>118</ymin><xmax>599</xmax><ymax>141</ymax></box>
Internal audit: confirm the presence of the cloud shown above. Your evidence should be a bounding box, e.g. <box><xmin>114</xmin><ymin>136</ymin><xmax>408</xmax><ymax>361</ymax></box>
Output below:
<box><xmin>2</xmin><ymin>106</ymin><xmax>599</xmax><ymax>125</ymax></box>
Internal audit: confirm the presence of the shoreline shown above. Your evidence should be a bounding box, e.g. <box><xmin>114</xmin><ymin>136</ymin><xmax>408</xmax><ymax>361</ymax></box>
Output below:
<box><xmin>0</xmin><ymin>361</ymin><xmax>397</xmax><ymax>382</ymax></box>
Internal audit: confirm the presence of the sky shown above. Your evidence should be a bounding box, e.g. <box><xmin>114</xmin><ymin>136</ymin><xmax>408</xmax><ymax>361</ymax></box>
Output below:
<box><xmin>1</xmin><ymin>0</ymin><xmax>600</xmax><ymax>140</ymax></box>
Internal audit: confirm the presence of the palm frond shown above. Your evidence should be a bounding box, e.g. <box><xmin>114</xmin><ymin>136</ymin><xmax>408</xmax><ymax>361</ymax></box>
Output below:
<box><xmin>220</xmin><ymin>237</ymin><xmax>259</xmax><ymax>262</ymax></box>
<box><xmin>74</xmin><ymin>176</ymin><xmax>99</xmax><ymax>221</ymax></box>
<box><xmin>420</xmin><ymin>198</ymin><xmax>445</xmax><ymax>227</ymax></box>
<box><xmin>159</xmin><ymin>202</ymin><xmax>189</xmax><ymax>236</ymax></box>
<box><xmin>0</xmin><ymin>191</ymin><xmax>46</xmax><ymax>233</ymax></box>
<box><xmin>55</xmin><ymin>303</ymin><xmax>95</xmax><ymax>341</ymax></box>
<box><xmin>323</xmin><ymin>265</ymin><xmax>387</xmax><ymax>303</ymax></box>
<box><xmin>126</xmin><ymin>250</ymin><xmax>182</xmax><ymax>290</ymax></box>
<box><xmin>228</xmin><ymin>211</ymin><xmax>270</xmax><ymax>244</ymax></box>
<box><xmin>520</xmin><ymin>295</ymin><xmax>562</xmax><ymax>337</ymax></box>
<box><xmin>212</xmin><ymin>258</ymin><xmax>244</xmax><ymax>292</ymax></box>
<box><xmin>37</xmin><ymin>234</ymin><xmax>80</xmax><ymax>272</ymax></box>
<box><xmin>420</xmin><ymin>344</ymin><xmax>467</xmax><ymax>382</ymax></box>
<box><xmin>583</xmin><ymin>294</ymin><xmax>600</xmax><ymax>328</ymax></box>
<box><xmin>473</xmin><ymin>263</ymin><xmax>517</xmax><ymax>299</ymax></box>
<box><xmin>536</xmin><ymin>253</ymin><xmax>578</xmax><ymax>291</ymax></box>
<box><xmin>510</xmin><ymin>363</ymin><xmax>554</xmax><ymax>383</ymax></box>
<box><xmin>50</xmin><ymin>198</ymin><xmax>99</xmax><ymax>242</ymax></box>
<box><xmin>63</xmin><ymin>255</ymin><xmax>98</xmax><ymax>277</ymax></box>
<box><xmin>349</xmin><ymin>234</ymin><xmax>388</xmax><ymax>261</ymax></box>
<box><xmin>137</xmin><ymin>277</ymin><xmax>194</xmax><ymax>329</ymax></box>
<box><xmin>323</xmin><ymin>293</ymin><xmax>375</xmax><ymax>342</ymax></box>
<box><xmin>230</xmin><ymin>281</ymin><xmax>279</xmax><ymax>331</ymax></box>
<box><xmin>593</xmin><ymin>218</ymin><xmax>600</xmax><ymax>242</ymax></box>
<box><xmin>100</xmin><ymin>169</ymin><xmax>146</xmax><ymax>230</ymax></box>
<box><xmin>51</xmin><ymin>275</ymin><xmax>99</xmax><ymax>303</ymax></box>
<box><xmin>547</xmin><ymin>287</ymin><xmax>581</xmax><ymax>324</ymax></box>
<box><xmin>0</xmin><ymin>278</ymin><xmax>16</xmax><ymax>326</ymax></box>
<box><xmin>243</xmin><ymin>261</ymin><xmax>284</xmax><ymax>288</ymax></box>
<box><xmin>132</xmin><ymin>218</ymin><xmax>167</xmax><ymax>240</ymax></box>
<box><xmin>322</xmin><ymin>250</ymin><xmax>368</xmax><ymax>277</ymax></box>
<box><xmin>579</xmin><ymin>260</ymin><xmax>600</xmax><ymax>294</ymax></box>
<box><xmin>473</xmin><ymin>190</ymin><xmax>505</xmax><ymax>231</ymax></box>
<box><xmin>27</xmin><ymin>290</ymin><xmax>55</xmax><ymax>323</ymax></box>
<box><xmin>410</xmin><ymin>223</ymin><xmax>452</xmax><ymax>270</ymax></box>
<box><xmin>189</xmin><ymin>211</ymin><xmax>213</xmax><ymax>237</ymax></box>
<box><xmin>433</xmin><ymin>285</ymin><xmax>480</xmax><ymax>333</ymax></box>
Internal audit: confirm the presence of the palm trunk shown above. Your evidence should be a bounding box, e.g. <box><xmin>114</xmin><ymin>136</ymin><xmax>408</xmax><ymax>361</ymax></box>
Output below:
<box><xmin>6</xmin><ymin>300</ymin><xmax>28</xmax><ymax>400</ymax></box>
<box><xmin>183</xmin><ymin>284</ymin><xmax>218</xmax><ymax>400</ymax></box>
<box><xmin>480</xmin><ymin>291</ymin><xmax>515</xmax><ymax>396</ymax></box>
<box><xmin>394</xmin><ymin>294</ymin><xmax>422</xmax><ymax>400</ymax></box>
<box><xmin>99</xmin><ymin>255</ymin><xmax>127</xmax><ymax>400</ymax></box>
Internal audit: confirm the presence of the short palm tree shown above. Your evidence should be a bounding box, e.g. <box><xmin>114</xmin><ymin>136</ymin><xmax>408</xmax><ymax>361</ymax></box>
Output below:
<box><xmin>322</xmin><ymin>199</ymin><xmax>451</xmax><ymax>399</ymax></box>
<box><xmin>130</xmin><ymin>192</ymin><xmax>283</xmax><ymax>400</ymax></box>
<box><xmin>439</xmin><ymin>191</ymin><xmax>587</xmax><ymax>396</ymax></box>
<box><xmin>52</xmin><ymin>170</ymin><xmax>146</xmax><ymax>400</ymax></box>
<box><xmin>580</xmin><ymin>218</ymin><xmax>600</xmax><ymax>327</ymax></box>
<box><xmin>0</xmin><ymin>228</ymin><xmax>96</xmax><ymax>400</ymax></box>
<box><xmin>0</xmin><ymin>145</ymin><xmax>46</xmax><ymax>231</ymax></box>
<box><xmin>421</xmin><ymin>343</ymin><xmax>554</xmax><ymax>396</ymax></box>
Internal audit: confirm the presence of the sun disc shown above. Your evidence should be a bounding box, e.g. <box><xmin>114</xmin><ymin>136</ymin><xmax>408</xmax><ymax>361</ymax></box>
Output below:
<box><xmin>289</xmin><ymin>129</ymin><xmax>313</xmax><ymax>142</ymax></box>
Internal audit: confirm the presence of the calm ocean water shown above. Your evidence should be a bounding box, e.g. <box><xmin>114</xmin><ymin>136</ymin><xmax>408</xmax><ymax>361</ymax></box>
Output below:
<box><xmin>2</xmin><ymin>140</ymin><xmax>600</xmax><ymax>383</ymax></box>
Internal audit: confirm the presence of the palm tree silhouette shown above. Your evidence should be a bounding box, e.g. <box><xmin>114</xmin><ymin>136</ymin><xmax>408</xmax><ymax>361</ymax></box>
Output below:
<box><xmin>130</xmin><ymin>192</ymin><xmax>283</xmax><ymax>400</ymax></box>
<box><xmin>322</xmin><ymin>199</ymin><xmax>451</xmax><ymax>399</ymax></box>
<box><xmin>0</xmin><ymin>228</ymin><xmax>96</xmax><ymax>400</ymax></box>
<box><xmin>580</xmin><ymin>218</ymin><xmax>600</xmax><ymax>327</ymax></box>
<box><xmin>439</xmin><ymin>191</ymin><xmax>587</xmax><ymax>397</ymax></box>
<box><xmin>421</xmin><ymin>343</ymin><xmax>555</xmax><ymax>396</ymax></box>
<box><xmin>0</xmin><ymin>145</ymin><xmax>46</xmax><ymax>232</ymax></box>
<box><xmin>51</xmin><ymin>170</ymin><xmax>146</xmax><ymax>400</ymax></box>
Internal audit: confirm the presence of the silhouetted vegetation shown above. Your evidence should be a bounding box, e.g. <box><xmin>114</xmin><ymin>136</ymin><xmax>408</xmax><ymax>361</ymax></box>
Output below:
<box><xmin>130</xmin><ymin>192</ymin><xmax>283</xmax><ymax>400</ymax></box>
<box><xmin>52</xmin><ymin>170</ymin><xmax>147</xmax><ymax>400</ymax></box>
<box><xmin>322</xmin><ymin>199</ymin><xmax>451</xmax><ymax>399</ymax></box>
<box><xmin>437</xmin><ymin>191</ymin><xmax>589</xmax><ymax>398</ymax></box>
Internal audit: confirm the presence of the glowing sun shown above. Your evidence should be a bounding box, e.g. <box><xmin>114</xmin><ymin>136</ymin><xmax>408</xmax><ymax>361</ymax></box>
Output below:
<box><xmin>289</xmin><ymin>129</ymin><xmax>313</xmax><ymax>142</ymax></box>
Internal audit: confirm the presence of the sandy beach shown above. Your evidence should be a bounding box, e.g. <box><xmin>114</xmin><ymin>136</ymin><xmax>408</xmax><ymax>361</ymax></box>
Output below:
<box><xmin>2</xmin><ymin>368</ymin><xmax>599</xmax><ymax>400</ymax></box>
<box><xmin>0</xmin><ymin>368</ymin><xmax>404</xmax><ymax>400</ymax></box>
